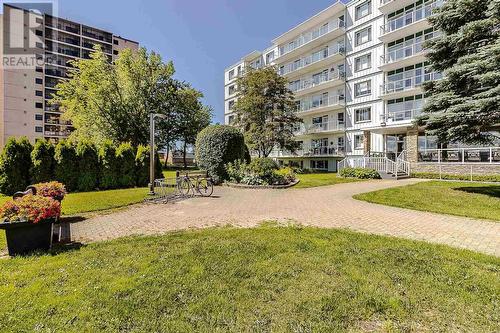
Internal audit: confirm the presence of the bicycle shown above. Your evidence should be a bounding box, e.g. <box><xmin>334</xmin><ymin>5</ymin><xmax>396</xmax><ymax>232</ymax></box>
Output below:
<box><xmin>177</xmin><ymin>174</ymin><xmax>214</xmax><ymax>197</ymax></box>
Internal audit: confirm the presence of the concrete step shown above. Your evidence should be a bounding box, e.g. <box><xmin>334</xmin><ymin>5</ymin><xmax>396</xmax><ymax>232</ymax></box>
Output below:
<box><xmin>379</xmin><ymin>172</ymin><xmax>410</xmax><ymax>180</ymax></box>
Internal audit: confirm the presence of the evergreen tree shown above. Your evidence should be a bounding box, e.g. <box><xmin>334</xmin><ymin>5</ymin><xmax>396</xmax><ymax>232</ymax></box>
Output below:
<box><xmin>417</xmin><ymin>0</ymin><xmax>500</xmax><ymax>144</ymax></box>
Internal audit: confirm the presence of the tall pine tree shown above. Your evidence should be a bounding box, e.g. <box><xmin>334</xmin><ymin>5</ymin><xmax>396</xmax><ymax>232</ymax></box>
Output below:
<box><xmin>417</xmin><ymin>0</ymin><xmax>500</xmax><ymax>144</ymax></box>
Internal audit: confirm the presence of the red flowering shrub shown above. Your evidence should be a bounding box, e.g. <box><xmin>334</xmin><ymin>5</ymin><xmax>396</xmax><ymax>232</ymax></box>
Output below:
<box><xmin>34</xmin><ymin>181</ymin><xmax>67</xmax><ymax>201</ymax></box>
<box><xmin>0</xmin><ymin>194</ymin><xmax>61</xmax><ymax>223</ymax></box>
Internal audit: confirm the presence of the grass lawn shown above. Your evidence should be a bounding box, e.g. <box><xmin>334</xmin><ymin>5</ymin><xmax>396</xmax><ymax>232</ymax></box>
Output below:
<box><xmin>0</xmin><ymin>226</ymin><xmax>498</xmax><ymax>332</ymax></box>
<box><xmin>354</xmin><ymin>181</ymin><xmax>500</xmax><ymax>221</ymax></box>
<box><xmin>295</xmin><ymin>172</ymin><xmax>362</xmax><ymax>188</ymax></box>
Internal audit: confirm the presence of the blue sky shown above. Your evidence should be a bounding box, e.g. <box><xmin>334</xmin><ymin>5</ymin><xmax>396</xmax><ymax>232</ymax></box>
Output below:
<box><xmin>8</xmin><ymin>0</ymin><xmax>348</xmax><ymax>123</ymax></box>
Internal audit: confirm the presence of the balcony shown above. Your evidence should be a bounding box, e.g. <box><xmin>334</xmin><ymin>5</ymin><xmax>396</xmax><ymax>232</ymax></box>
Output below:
<box><xmin>290</xmin><ymin>72</ymin><xmax>345</xmax><ymax>97</ymax></box>
<box><xmin>380</xmin><ymin>72</ymin><xmax>442</xmax><ymax>99</ymax></box>
<box><xmin>298</xmin><ymin>95</ymin><xmax>345</xmax><ymax>115</ymax></box>
<box><xmin>280</xmin><ymin>46</ymin><xmax>344</xmax><ymax>78</ymax></box>
<box><xmin>380</xmin><ymin>32</ymin><xmax>439</xmax><ymax>71</ymax></box>
<box><xmin>45</xmin><ymin>32</ymin><xmax>81</xmax><ymax>47</ymax></box>
<box><xmin>44</xmin><ymin>131</ymin><xmax>72</xmax><ymax>137</ymax></box>
<box><xmin>379</xmin><ymin>0</ymin><xmax>421</xmax><ymax>14</ymax></box>
<box><xmin>276</xmin><ymin>20</ymin><xmax>345</xmax><ymax>63</ymax></box>
<box><xmin>379</xmin><ymin>0</ymin><xmax>443</xmax><ymax>42</ymax></box>
<box><xmin>82</xmin><ymin>27</ymin><xmax>113</xmax><ymax>44</ymax></box>
<box><xmin>295</xmin><ymin>120</ymin><xmax>345</xmax><ymax>136</ymax></box>
<box><xmin>380</xmin><ymin>109</ymin><xmax>421</xmax><ymax>124</ymax></box>
<box><xmin>272</xmin><ymin>145</ymin><xmax>345</xmax><ymax>158</ymax></box>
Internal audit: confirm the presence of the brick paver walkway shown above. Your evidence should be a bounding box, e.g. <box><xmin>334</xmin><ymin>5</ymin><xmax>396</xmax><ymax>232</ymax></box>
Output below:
<box><xmin>70</xmin><ymin>179</ymin><xmax>500</xmax><ymax>256</ymax></box>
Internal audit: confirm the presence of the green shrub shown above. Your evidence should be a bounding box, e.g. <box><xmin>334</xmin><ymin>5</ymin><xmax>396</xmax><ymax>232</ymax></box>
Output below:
<box><xmin>248</xmin><ymin>157</ymin><xmax>278</xmax><ymax>180</ymax></box>
<box><xmin>116</xmin><ymin>143</ymin><xmax>136</xmax><ymax>188</ymax></box>
<box><xmin>340</xmin><ymin>167</ymin><xmax>381</xmax><ymax>179</ymax></box>
<box><xmin>272</xmin><ymin>167</ymin><xmax>296</xmax><ymax>185</ymax></box>
<box><xmin>0</xmin><ymin>137</ymin><xmax>33</xmax><ymax>195</ymax></box>
<box><xmin>76</xmin><ymin>141</ymin><xmax>99</xmax><ymax>192</ymax></box>
<box><xmin>226</xmin><ymin>160</ymin><xmax>248</xmax><ymax>183</ymax></box>
<box><xmin>135</xmin><ymin>145</ymin><xmax>163</xmax><ymax>187</ymax></box>
<box><xmin>98</xmin><ymin>140</ymin><xmax>120</xmax><ymax>190</ymax></box>
<box><xmin>225</xmin><ymin>159</ymin><xmax>296</xmax><ymax>186</ymax></box>
<box><xmin>411</xmin><ymin>172</ymin><xmax>500</xmax><ymax>183</ymax></box>
<box><xmin>30</xmin><ymin>139</ymin><xmax>55</xmax><ymax>184</ymax></box>
<box><xmin>54</xmin><ymin>140</ymin><xmax>79</xmax><ymax>192</ymax></box>
<box><xmin>195</xmin><ymin>125</ymin><xmax>246</xmax><ymax>184</ymax></box>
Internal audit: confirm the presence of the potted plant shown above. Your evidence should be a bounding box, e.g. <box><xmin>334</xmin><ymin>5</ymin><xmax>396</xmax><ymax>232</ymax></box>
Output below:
<box><xmin>33</xmin><ymin>181</ymin><xmax>67</xmax><ymax>203</ymax></box>
<box><xmin>0</xmin><ymin>194</ymin><xmax>61</xmax><ymax>256</ymax></box>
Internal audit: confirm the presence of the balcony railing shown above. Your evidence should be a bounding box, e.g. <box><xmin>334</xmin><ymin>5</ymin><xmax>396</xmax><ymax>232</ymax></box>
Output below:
<box><xmin>381</xmin><ymin>109</ymin><xmax>421</xmax><ymax>122</ymax></box>
<box><xmin>381</xmin><ymin>72</ymin><xmax>441</xmax><ymax>95</ymax></box>
<box><xmin>381</xmin><ymin>32</ymin><xmax>439</xmax><ymax>65</ymax></box>
<box><xmin>298</xmin><ymin>95</ymin><xmax>345</xmax><ymax>113</ymax></box>
<box><xmin>272</xmin><ymin>145</ymin><xmax>345</xmax><ymax>158</ymax></box>
<box><xmin>278</xmin><ymin>20</ymin><xmax>345</xmax><ymax>57</ymax></box>
<box><xmin>381</xmin><ymin>0</ymin><xmax>443</xmax><ymax>35</ymax></box>
<box><xmin>289</xmin><ymin>72</ymin><xmax>345</xmax><ymax>93</ymax></box>
<box><xmin>280</xmin><ymin>46</ymin><xmax>345</xmax><ymax>76</ymax></box>
<box><xmin>419</xmin><ymin>147</ymin><xmax>500</xmax><ymax>163</ymax></box>
<box><xmin>295</xmin><ymin>121</ymin><xmax>345</xmax><ymax>135</ymax></box>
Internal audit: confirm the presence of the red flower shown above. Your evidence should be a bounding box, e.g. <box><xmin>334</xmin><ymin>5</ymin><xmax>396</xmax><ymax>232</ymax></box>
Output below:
<box><xmin>34</xmin><ymin>182</ymin><xmax>67</xmax><ymax>201</ymax></box>
<box><xmin>0</xmin><ymin>195</ymin><xmax>61</xmax><ymax>224</ymax></box>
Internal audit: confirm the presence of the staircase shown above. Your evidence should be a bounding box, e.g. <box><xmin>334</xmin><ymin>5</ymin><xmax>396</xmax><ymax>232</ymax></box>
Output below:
<box><xmin>338</xmin><ymin>151</ymin><xmax>411</xmax><ymax>180</ymax></box>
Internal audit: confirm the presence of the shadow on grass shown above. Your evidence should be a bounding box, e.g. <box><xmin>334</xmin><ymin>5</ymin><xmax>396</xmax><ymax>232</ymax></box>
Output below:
<box><xmin>454</xmin><ymin>186</ymin><xmax>500</xmax><ymax>198</ymax></box>
<box><xmin>50</xmin><ymin>241</ymin><xmax>85</xmax><ymax>256</ymax></box>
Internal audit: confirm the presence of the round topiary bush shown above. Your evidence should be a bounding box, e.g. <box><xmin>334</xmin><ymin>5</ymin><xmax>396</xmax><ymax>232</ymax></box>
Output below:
<box><xmin>195</xmin><ymin>125</ymin><xmax>246</xmax><ymax>184</ymax></box>
<box><xmin>0</xmin><ymin>137</ymin><xmax>33</xmax><ymax>195</ymax></box>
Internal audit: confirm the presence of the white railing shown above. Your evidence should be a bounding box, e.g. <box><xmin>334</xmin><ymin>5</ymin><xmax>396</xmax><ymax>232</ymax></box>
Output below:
<box><xmin>289</xmin><ymin>72</ymin><xmax>345</xmax><ymax>93</ymax></box>
<box><xmin>280</xmin><ymin>46</ymin><xmax>345</xmax><ymax>76</ymax></box>
<box><xmin>295</xmin><ymin>121</ymin><xmax>345</xmax><ymax>135</ymax></box>
<box><xmin>381</xmin><ymin>72</ymin><xmax>442</xmax><ymax>95</ymax></box>
<box><xmin>338</xmin><ymin>152</ymin><xmax>410</xmax><ymax>179</ymax></box>
<box><xmin>297</xmin><ymin>95</ymin><xmax>345</xmax><ymax>113</ymax></box>
<box><xmin>273</xmin><ymin>146</ymin><xmax>345</xmax><ymax>158</ymax></box>
<box><xmin>381</xmin><ymin>31</ymin><xmax>440</xmax><ymax>65</ymax></box>
<box><xmin>419</xmin><ymin>147</ymin><xmax>500</xmax><ymax>164</ymax></box>
<box><xmin>381</xmin><ymin>0</ymin><xmax>443</xmax><ymax>35</ymax></box>
<box><xmin>381</xmin><ymin>109</ymin><xmax>421</xmax><ymax>122</ymax></box>
<box><xmin>278</xmin><ymin>20</ymin><xmax>345</xmax><ymax>57</ymax></box>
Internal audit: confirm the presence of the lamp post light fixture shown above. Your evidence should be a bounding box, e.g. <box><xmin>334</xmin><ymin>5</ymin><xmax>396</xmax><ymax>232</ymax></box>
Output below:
<box><xmin>149</xmin><ymin>112</ymin><xmax>167</xmax><ymax>195</ymax></box>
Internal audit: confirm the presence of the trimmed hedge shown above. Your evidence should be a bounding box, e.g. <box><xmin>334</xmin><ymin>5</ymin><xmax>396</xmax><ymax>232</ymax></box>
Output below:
<box><xmin>195</xmin><ymin>125</ymin><xmax>246</xmax><ymax>184</ymax></box>
<box><xmin>0</xmin><ymin>137</ymin><xmax>33</xmax><ymax>195</ymax></box>
<box><xmin>135</xmin><ymin>145</ymin><xmax>163</xmax><ymax>187</ymax></box>
<box><xmin>54</xmin><ymin>140</ymin><xmax>79</xmax><ymax>192</ymax></box>
<box><xmin>99</xmin><ymin>140</ymin><xmax>119</xmax><ymax>190</ymax></box>
<box><xmin>340</xmin><ymin>167</ymin><xmax>381</xmax><ymax>179</ymax></box>
<box><xmin>116</xmin><ymin>143</ymin><xmax>137</xmax><ymax>188</ymax></box>
<box><xmin>31</xmin><ymin>139</ymin><xmax>55</xmax><ymax>184</ymax></box>
<box><xmin>76</xmin><ymin>141</ymin><xmax>100</xmax><ymax>192</ymax></box>
<box><xmin>412</xmin><ymin>172</ymin><xmax>500</xmax><ymax>183</ymax></box>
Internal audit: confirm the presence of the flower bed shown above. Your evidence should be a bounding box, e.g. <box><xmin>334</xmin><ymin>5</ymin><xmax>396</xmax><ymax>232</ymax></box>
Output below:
<box><xmin>225</xmin><ymin>158</ymin><xmax>298</xmax><ymax>187</ymax></box>
<box><xmin>34</xmin><ymin>181</ymin><xmax>67</xmax><ymax>202</ymax></box>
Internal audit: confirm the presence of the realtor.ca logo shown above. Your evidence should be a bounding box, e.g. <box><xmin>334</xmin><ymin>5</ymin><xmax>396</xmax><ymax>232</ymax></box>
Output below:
<box><xmin>2</xmin><ymin>0</ymin><xmax>58</xmax><ymax>69</ymax></box>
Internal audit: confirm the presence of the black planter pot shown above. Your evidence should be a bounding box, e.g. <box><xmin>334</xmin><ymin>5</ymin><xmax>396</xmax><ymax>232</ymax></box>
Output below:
<box><xmin>0</xmin><ymin>219</ymin><xmax>55</xmax><ymax>256</ymax></box>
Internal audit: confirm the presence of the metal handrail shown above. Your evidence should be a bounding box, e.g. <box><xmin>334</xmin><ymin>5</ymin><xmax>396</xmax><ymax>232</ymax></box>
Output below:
<box><xmin>289</xmin><ymin>72</ymin><xmax>345</xmax><ymax>93</ymax></box>
<box><xmin>381</xmin><ymin>72</ymin><xmax>442</xmax><ymax>95</ymax></box>
<box><xmin>381</xmin><ymin>0</ymin><xmax>443</xmax><ymax>35</ymax></box>
<box><xmin>280</xmin><ymin>46</ymin><xmax>345</xmax><ymax>76</ymax></box>
<box><xmin>381</xmin><ymin>109</ymin><xmax>421</xmax><ymax>122</ymax></box>
<box><xmin>297</xmin><ymin>95</ymin><xmax>345</xmax><ymax>113</ymax></box>
<box><xmin>420</xmin><ymin>147</ymin><xmax>500</xmax><ymax>164</ymax></box>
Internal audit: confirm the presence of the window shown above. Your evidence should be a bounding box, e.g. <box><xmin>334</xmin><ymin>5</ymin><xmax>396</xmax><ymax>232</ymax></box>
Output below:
<box><xmin>35</xmin><ymin>67</ymin><xmax>43</xmax><ymax>73</ymax></box>
<box><xmin>355</xmin><ymin>107</ymin><xmax>372</xmax><ymax>123</ymax></box>
<box><xmin>35</xmin><ymin>114</ymin><xmax>43</xmax><ymax>121</ymax></box>
<box><xmin>311</xmin><ymin>160</ymin><xmax>328</xmax><ymax>170</ymax></box>
<box><xmin>228</xmin><ymin>85</ymin><xmax>236</xmax><ymax>95</ymax></box>
<box><xmin>337</xmin><ymin>137</ymin><xmax>345</xmax><ymax>150</ymax></box>
<box><xmin>354</xmin><ymin>53</ymin><xmax>371</xmax><ymax>72</ymax></box>
<box><xmin>35</xmin><ymin>102</ymin><xmax>43</xmax><ymax>109</ymax></box>
<box><xmin>228</xmin><ymin>115</ymin><xmax>235</xmax><ymax>125</ymax></box>
<box><xmin>355</xmin><ymin>1</ymin><xmax>371</xmax><ymax>20</ymax></box>
<box><xmin>228</xmin><ymin>100</ymin><xmax>235</xmax><ymax>110</ymax></box>
<box><xmin>35</xmin><ymin>17</ymin><xmax>43</xmax><ymax>24</ymax></box>
<box><xmin>35</xmin><ymin>90</ymin><xmax>43</xmax><ymax>97</ymax></box>
<box><xmin>228</xmin><ymin>69</ymin><xmax>235</xmax><ymax>80</ymax></box>
<box><xmin>266</xmin><ymin>51</ymin><xmax>275</xmax><ymax>64</ymax></box>
<box><xmin>354</xmin><ymin>80</ymin><xmax>371</xmax><ymax>97</ymax></box>
<box><xmin>354</xmin><ymin>135</ymin><xmax>363</xmax><ymax>149</ymax></box>
<box><xmin>113</xmin><ymin>50</ymin><xmax>119</xmax><ymax>55</ymax></box>
<box><xmin>35</xmin><ymin>30</ymin><xmax>43</xmax><ymax>36</ymax></box>
<box><xmin>355</xmin><ymin>26</ymin><xmax>371</xmax><ymax>46</ymax></box>
<box><xmin>35</xmin><ymin>78</ymin><xmax>43</xmax><ymax>84</ymax></box>
<box><xmin>35</xmin><ymin>126</ymin><xmax>43</xmax><ymax>133</ymax></box>
<box><xmin>113</xmin><ymin>39</ymin><xmax>119</xmax><ymax>45</ymax></box>
<box><xmin>35</xmin><ymin>42</ymin><xmax>43</xmax><ymax>49</ymax></box>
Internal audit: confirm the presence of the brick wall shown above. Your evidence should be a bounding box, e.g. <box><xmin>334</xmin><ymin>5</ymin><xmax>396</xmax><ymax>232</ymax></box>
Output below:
<box><xmin>412</xmin><ymin>163</ymin><xmax>500</xmax><ymax>175</ymax></box>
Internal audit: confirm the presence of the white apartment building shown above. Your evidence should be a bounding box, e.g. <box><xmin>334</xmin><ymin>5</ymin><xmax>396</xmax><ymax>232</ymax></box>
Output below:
<box><xmin>224</xmin><ymin>0</ymin><xmax>500</xmax><ymax>175</ymax></box>
<box><xmin>0</xmin><ymin>4</ymin><xmax>139</xmax><ymax>147</ymax></box>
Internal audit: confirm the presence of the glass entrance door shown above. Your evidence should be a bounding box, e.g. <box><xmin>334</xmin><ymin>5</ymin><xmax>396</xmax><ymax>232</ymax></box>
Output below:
<box><xmin>385</xmin><ymin>134</ymin><xmax>406</xmax><ymax>160</ymax></box>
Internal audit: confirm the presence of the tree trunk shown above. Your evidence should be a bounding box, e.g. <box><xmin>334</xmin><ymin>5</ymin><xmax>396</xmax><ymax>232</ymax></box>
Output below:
<box><xmin>183</xmin><ymin>141</ymin><xmax>188</xmax><ymax>170</ymax></box>
<box><xmin>165</xmin><ymin>142</ymin><xmax>170</xmax><ymax>166</ymax></box>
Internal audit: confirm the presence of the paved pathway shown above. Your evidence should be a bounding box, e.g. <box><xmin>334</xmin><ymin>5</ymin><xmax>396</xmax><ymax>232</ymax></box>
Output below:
<box><xmin>70</xmin><ymin>179</ymin><xmax>500</xmax><ymax>256</ymax></box>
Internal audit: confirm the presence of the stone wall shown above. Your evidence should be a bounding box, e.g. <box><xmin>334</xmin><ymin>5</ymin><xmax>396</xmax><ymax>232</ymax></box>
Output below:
<box><xmin>412</xmin><ymin>163</ymin><xmax>500</xmax><ymax>175</ymax></box>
